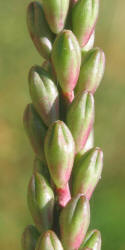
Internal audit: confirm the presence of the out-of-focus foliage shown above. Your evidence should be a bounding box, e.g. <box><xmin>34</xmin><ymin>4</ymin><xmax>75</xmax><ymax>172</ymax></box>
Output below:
<box><xmin>0</xmin><ymin>0</ymin><xmax>125</xmax><ymax>249</ymax></box>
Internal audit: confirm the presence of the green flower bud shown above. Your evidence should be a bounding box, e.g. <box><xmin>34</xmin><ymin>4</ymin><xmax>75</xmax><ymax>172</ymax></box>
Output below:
<box><xmin>35</xmin><ymin>230</ymin><xmax>64</xmax><ymax>250</ymax></box>
<box><xmin>28</xmin><ymin>65</ymin><xmax>59</xmax><ymax>126</ymax></box>
<box><xmin>72</xmin><ymin>147</ymin><xmax>103</xmax><ymax>199</ymax></box>
<box><xmin>79</xmin><ymin>229</ymin><xmax>101</xmax><ymax>250</ymax></box>
<box><xmin>44</xmin><ymin>120</ymin><xmax>75</xmax><ymax>188</ymax></box>
<box><xmin>75</xmin><ymin>48</ymin><xmax>105</xmax><ymax>94</ymax></box>
<box><xmin>21</xmin><ymin>225</ymin><xmax>39</xmax><ymax>250</ymax></box>
<box><xmin>41</xmin><ymin>0</ymin><xmax>70</xmax><ymax>34</ymax></box>
<box><xmin>23</xmin><ymin>104</ymin><xmax>47</xmax><ymax>163</ymax></box>
<box><xmin>66</xmin><ymin>91</ymin><xmax>94</xmax><ymax>154</ymax></box>
<box><xmin>72</xmin><ymin>0</ymin><xmax>99</xmax><ymax>47</ymax></box>
<box><xmin>27</xmin><ymin>173</ymin><xmax>54</xmax><ymax>233</ymax></box>
<box><xmin>51</xmin><ymin>30</ymin><xmax>81</xmax><ymax>101</ymax></box>
<box><xmin>27</xmin><ymin>1</ymin><xmax>54</xmax><ymax>59</ymax></box>
<box><xmin>33</xmin><ymin>157</ymin><xmax>50</xmax><ymax>182</ymax></box>
<box><xmin>60</xmin><ymin>195</ymin><xmax>90</xmax><ymax>250</ymax></box>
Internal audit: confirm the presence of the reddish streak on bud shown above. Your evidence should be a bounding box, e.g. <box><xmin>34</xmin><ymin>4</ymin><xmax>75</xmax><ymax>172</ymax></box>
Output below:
<box><xmin>57</xmin><ymin>183</ymin><xmax>71</xmax><ymax>207</ymax></box>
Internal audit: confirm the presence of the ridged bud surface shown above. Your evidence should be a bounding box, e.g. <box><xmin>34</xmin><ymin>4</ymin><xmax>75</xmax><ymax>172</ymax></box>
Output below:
<box><xmin>72</xmin><ymin>147</ymin><xmax>103</xmax><ymax>199</ymax></box>
<box><xmin>41</xmin><ymin>0</ymin><xmax>70</xmax><ymax>34</ymax></box>
<box><xmin>29</xmin><ymin>65</ymin><xmax>59</xmax><ymax>126</ymax></box>
<box><xmin>27</xmin><ymin>173</ymin><xmax>54</xmax><ymax>233</ymax></box>
<box><xmin>21</xmin><ymin>225</ymin><xmax>39</xmax><ymax>250</ymax></box>
<box><xmin>72</xmin><ymin>0</ymin><xmax>99</xmax><ymax>47</ymax></box>
<box><xmin>75</xmin><ymin>48</ymin><xmax>105</xmax><ymax>94</ymax></box>
<box><xmin>60</xmin><ymin>195</ymin><xmax>90</xmax><ymax>250</ymax></box>
<box><xmin>35</xmin><ymin>230</ymin><xmax>64</xmax><ymax>250</ymax></box>
<box><xmin>27</xmin><ymin>2</ymin><xmax>54</xmax><ymax>59</ymax></box>
<box><xmin>51</xmin><ymin>30</ymin><xmax>81</xmax><ymax>100</ymax></box>
<box><xmin>79</xmin><ymin>229</ymin><xmax>101</xmax><ymax>250</ymax></box>
<box><xmin>44</xmin><ymin>120</ymin><xmax>75</xmax><ymax>188</ymax></box>
<box><xmin>23</xmin><ymin>104</ymin><xmax>47</xmax><ymax>163</ymax></box>
<box><xmin>66</xmin><ymin>91</ymin><xmax>94</xmax><ymax>154</ymax></box>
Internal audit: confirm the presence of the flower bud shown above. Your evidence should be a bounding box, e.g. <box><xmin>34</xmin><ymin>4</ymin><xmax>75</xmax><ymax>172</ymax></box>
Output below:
<box><xmin>72</xmin><ymin>147</ymin><xmax>103</xmax><ymax>199</ymax></box>
<box><xmin>44</xmin><ymin>120</ymin><xmax>75</xmax><ymax>188</ymax></box>
<box><xmin>75</xmin><ymin>48</ymin><xmax>105</xmax><ymax>94</ymax></box>
<box><xmin>21</xmin><ymin>225</ymin><xmax>39</xmax><ymax>250</ymax></box>
<box><xmin>41</xmin><ymin>0</ymin><xmax>70</xmax><ymax>34</ymax></box>
<box><xmin>51</xmin><ymin>30</ymin><xmax>81</xmax><ymax>101</ymax></box>
<box><xmin>27</xmin><ymin>2</ymin><xmax>54</xmax><ymax>59</ymax></box>
<box><xmin>28</xmin><ymin>65</ymin><xmax>59</xmax><ymax>126</ymax></box>
<box><xmin>36</xmin><ymin>230</ymin><xmax>64</xmax><ymax>250</ymax></box>
<box><xmin>66</xmin><ymin>91</ymin><xmax>94</xmax><ymax>154</ymax></box>
<box><xmin>27</xmin><ymin>173</ymin><xmax>54</xmax><ymax>233</ymax></box>
<box><xmin>60</xmin><ymin>195</ymin><xmax>90</xmax><ymax>250</ymax></box>
<box><xmin>72</xmin><ymin>0</ymin><xmax>99</xmax><ymax>47</ymax></box>
<box><xmin>79</xmin><ymin>229</ymin><xmax>101</xmax><ymax>250</ymax></box>
<box><xmin>23</xmin><ymin>104</ymin><xmax>47</xmax><ymax>163</ymax></box>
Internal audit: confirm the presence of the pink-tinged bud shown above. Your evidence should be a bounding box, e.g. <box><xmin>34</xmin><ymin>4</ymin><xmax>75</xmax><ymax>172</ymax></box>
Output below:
<box><xmin>44</xmin><ymin>120</ymin><xmax>75</xmax><ymax>188</ymax></box>
<box><xmin>41</xmin><ymin>0</ymin><xmax>70</xmax><ymax>34</ymax></box>
<box><xmin>79</xmin><ymin>229</ymin><xmax>101</xmax><ymax>250</ymax></box>
<box><xmin>51</xmin><ymin>30</ymin><xmax>81</xmax><ymax>101</ymax></box>
<box><xmin>72</xmin><ymin>0</ymin><xmax>99</xmax><ymax>47</ymax></box>
<box><xmin>27</xmin><ymin>173</ymin><xmax>54</xmax><ymax>233</ymax></box>
<box><xmin>60</xmin><ymin>195</ymin><xmax>90</xmax><ymax>250</ymax></box>
<box><xmin>28</xmin><ymin>65</ymin><xmax>59</xmax><ymax>126</ymax></box>
<box><xmin>33</xmin><ymin>157</ymin><xmax>50</xmax><ymax>182</ymax></box>
<box><xmin>27</xmin><ymin>2</ymin><xmax>54</xmax><ymax>59</ymax></box>
<box><xmin>75</xmin><ymin>48</ymin><xmax>105</xmax><ymax>95</ymax></box>
<box><xmin>21</xmin><ymin>225</ymin><xmax>39</xmax><ymax>250</ymax></box>
<box><xmin>72</xmin><ymin>147</ymin><xmax>103</xmax><ymax>199</ymax></box>
<box><xmin>66</xmin><ymin>91</ymin><xmax>94</xmax><ymax>154</ymax></box>
<box><xmin>35</xmin><ymin>230</ymin><xmax>64</xmax><ymax>250</ymax></box>
<box><xmin>23</xmin><ymin>104</ymin><xmax>47</xmax><ymax>163</ymax></box>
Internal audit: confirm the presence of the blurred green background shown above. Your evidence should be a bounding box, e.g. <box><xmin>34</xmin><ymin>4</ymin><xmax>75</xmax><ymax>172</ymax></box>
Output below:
<box><xmin>0</xmin><ymin>0</ymin><xmax>125</xmax><ymax>249</ymax></box>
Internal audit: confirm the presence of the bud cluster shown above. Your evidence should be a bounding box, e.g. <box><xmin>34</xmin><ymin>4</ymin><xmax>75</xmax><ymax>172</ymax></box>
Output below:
<box><xmin>22</xmin><ymin>0</ymin><xmax>105</xmax><ymax>249</ymax></box>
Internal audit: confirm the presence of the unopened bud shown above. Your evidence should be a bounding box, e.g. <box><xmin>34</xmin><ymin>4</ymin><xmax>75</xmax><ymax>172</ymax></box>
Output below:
<box><xmin>72</xmin><ymin>0</ymin><xmax>99</xmax><ymax>47</ymax></box>
<box><xmin>41</xmin><ymin>0</ymin><xmax>70</xmax><ymax>34</ymax></box>
<box><xmin>28</xmin><ymin>65</ymin><xmax>59</xmax><ymax>126</ymax></box>
<box><xmin>51</xmin><ymin>30</ymin><xmax>81</xmax><ymax>101</ymax></box>
<box><xmin>79</xmin><ymin>229</ymin><xmax>101</xmax><ymax>250</ymax></box>
<box><xmin>23</xmin><ymin>104</ymin><xmax>47</xmax><ymax>163</ymax></box>
<box><xmin>36</xmin><ymin>230</ymin><xmax>63</xmax><ymax>250</ymax></box>
<box><xmin>27</xmin><ymin>173</ymin><xmax>54</xmax><ymax>233</ymax></box>
<box><xmin>27</xmin><ymin>2</ymin><xmax>54</xmax><ymax>59</ymax></box>
<box><xmin>72</xmin><ymin>147</ymin><xmax>103</xmax><ymax>199</ymax></box>
<box><xmin>60</xmin><ymin>195</ymin><xmax>90</xmax><ymax>250</ymax></box>
<box><xmin>44</xmin><ymin>120</ymin><xmax>75</xmax><ymax>188</ymax></box>
<box><xmin>75</xmin><ymin>48</ymin><xmax>105</xmax><ymax>94</ymax></box>
<box><xmin>66</xmin><ymin>91</ymin><xmax>94</xmax><ymax>154</ymax></box>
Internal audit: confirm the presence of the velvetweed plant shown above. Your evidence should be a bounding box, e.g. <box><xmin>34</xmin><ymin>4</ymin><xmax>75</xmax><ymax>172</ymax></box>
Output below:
<box><xmin>21</xmin><ymin>0</ymin><xmax>105</xmax><ymax>249</ymax></box>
